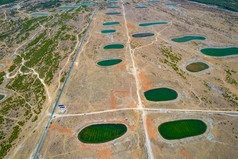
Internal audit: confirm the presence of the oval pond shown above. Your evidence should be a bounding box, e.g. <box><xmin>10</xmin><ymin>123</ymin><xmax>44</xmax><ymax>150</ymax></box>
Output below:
<box><xmin>97</xmin><ymin>59</ymin><xmax>122</xmax><ymax>66</ymax></box>
<box><xmin>78</xmin><ymin>123</ymin><xmax>127</xmax><ymax>143</ymax></box>
<box><xmin>144</xmin><ymin>88</ymin><xmax>178</xmax><ymax>102</ymax></box>
<box><xmin>104</xmin><ymin>44</ymin><xmax>124</xmax><ymax>49</ymax></box>
<box><xmin>171</xmin><ymin>36</ymin><xmax>206</xmax><ymax>43</ymax></box>
<box><xmin>201</xmin><ymin>47</ymin><xmax>238</xmax><ymax>57</ymax></box>
<box><xmin>186</xmin><ymin>62</ymin><xmax>209</xmax><ymax>72</ymax></box>
<box><xmin>158</xmin><ymin>119</ymin><xmax>207</xmax><ymax>140</ymax></box>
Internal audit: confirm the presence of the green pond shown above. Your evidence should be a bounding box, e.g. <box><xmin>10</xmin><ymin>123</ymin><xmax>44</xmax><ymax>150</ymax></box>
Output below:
<box><xmin>103</xmin><ymin>22</ymin><xmax>120</xmax><ymax>25</ymax></box>
<box><xmin>144</xmin><ymin>88</ymin><xmax>178</xmax><ymax>101</ymax></box>
<box><xmin>186</xmin><ymin>62</ymin><xmax>209</xmax><ymax>72</ymax></box>
<box><xmin>97</xmin><ymin>59</ymin><xmax>122</xmax><ymax>66</ymax></box>
<box><xmin>132</xmin><ymin>33</ymin><xmax>154</xmax><ymax>38</ymax></box>
<box><xmin>0</xmin><ymin>94</ymin><xmax>5</xmax><ymax>100</ymax></box>
<box><xmin>171</xmin><ymin>36</ymin><xmax>206</xmax><ymax>43</ymax></box>
<box><xmin>78</xmin><ymin>124</ymin><xmax>127</xmax><ymax>143</ymax></box>
<box><xmin>101</xmin><ymin>30</ymin><xmax>116</xmax><ymax>33</ymax></box>
<box><xmin>158</xmin><ymin>119</ymin><xmax>207</xmax><ymax>140</ymax></box>
<box><xmin>104</xmin><ymin>44</ymin><xmax>124</xmax><ymax>49</ymax></box>
<box><xmin>139</xmin><ymin>22</ymin><xmax>168</xmax><ymax>26</ymax></box>
<box><xmin>200</xmin><ymin>47</ymin><xmax>238</xmax><ymax>57</ymax></box>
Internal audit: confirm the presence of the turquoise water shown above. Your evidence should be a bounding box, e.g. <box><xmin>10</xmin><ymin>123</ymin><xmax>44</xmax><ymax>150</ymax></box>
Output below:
<box><xmin>75</xmin><ymin>4</ymin><xmax>94</xmax><ymax>6</ymax></box>
<box><xmin>139</xmin><ymin>22</ymin><xmax>168</xmax><ymax>26</ymax></box>
<box><xmin>166</xmin><ymin>3</ymin><xmax>178</xmax><ymax>5</ymax></box>
<box><xmin>105</xmin><ymin>12</ymin><xmax>121</xmax><ymax>15</ymax></box>
<box><xmin>32</xmin><ymin>12</ymin><xmax>48</xmax><ymax>16</ymax></box>
<box><xmin>171</xmin><ymin>36</ymin><xmax>206</xmax><ymax>43</ymax></box>
<box><xmin>109</xmin><ymin>2</ymin><xmax>117</xmax><ymax>4</ymax></box>
<box><xmin>200</xmin><ymin>47</ymin><xmax>238</xmax><ymax>57</ymax></box>
<box><xmin>132</xmin><ymin>33</ymin><xmax>154</xmax><ymax>38</ymax></box>
<box><xmin>101</xmin><ymin>30</ymin><xmax>116</xmax><ymax>33</ymax></box>
<box><xmin>103</xmin><ymin>22</ymin><xmax>120</xmax><ymax>25</ymax></box>
<box><xmin>107</xmin><ymin>6</ymin><xmax>120</xmax><ymax>8</ymax></box>
<box><xmin>148</xmin><ymin>1</ymin><xmax>160</xmax><ymax>3</ymax></box>
<box><xmin>58</xmin><ymin>7</ymin><xmax>77</xmax><ymax>9</ymax></box>
<box><xmin>135</xmin><ymin>6</ymin><xmax>148</xmax><ymax>8</ymax></box>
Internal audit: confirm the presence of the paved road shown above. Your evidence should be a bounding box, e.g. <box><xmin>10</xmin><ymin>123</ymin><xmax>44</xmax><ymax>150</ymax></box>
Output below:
<box><xmin>32</xmin><ymin>1</ymin><xmax>101</xmax><ymax>158</ymax></box>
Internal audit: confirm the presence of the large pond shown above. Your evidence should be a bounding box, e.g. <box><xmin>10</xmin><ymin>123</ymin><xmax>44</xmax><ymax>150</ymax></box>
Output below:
<box><xmin>139</xmin><ymin>22</ymin><xmax>168</xmax><ymax>26</ymax></box>
<box><xmin>105</xmin><ymin>12</ymin><xmax>121</xmax><ymax>15</ymax></box>
<box><xmin>104</xmin><ymin>44</ymin><xmax>124</xmax><ymax>49</ymax></box>
<box><xmin>78</xmin><ymin>123</ymin><xmax>127</xmax><ymax>143</ymax></box>
<box><xmin>144</xmin><ymin>88</ymin><xmax>178</xmax><ymax>101</ymax></box>
<box><xmin>97</xmin><ymin>59</ymin><xmax>122</xmax><ymax>66</ymax></box>
<box><xmin>186</xmin><ymin>62</ymin><xmax>209</xmax><ymax>72</ymax></box>
<box><xmin>103</xmin><ymin>22</ymin><xmax>120</xmax><ymax>25</ymax></box>
<box><xmin>132</xmin><ymin>33</ymin><xmax>154</xmax><ymax>38</ymax></box>
<box><xmin>171</xmin><ymin>36</ymin><xmax>206</xmax><ymax>43</ymax></box>
<box><xmin>101</xmin><ymin>29</ymin><xmax>116</xmax><ymax>33</ymax></box>
<box><xmin>200</xmin><ymin>47</ymin><xmax>238</xmax><ymax>57</ymax></box>
<box><xmin>158</xmin><ymin>119</ymin><xmax>207</xmax><ymax>140</ymax></box>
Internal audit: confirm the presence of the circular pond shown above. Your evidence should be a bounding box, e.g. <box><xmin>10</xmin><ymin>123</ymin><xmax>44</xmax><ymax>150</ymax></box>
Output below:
<box><xmin>78</xmin><ymin>123</ymin><xmax>127</xmax><ymax>144</ymax></box>
<box><xmin>158</xmin><ymin>119</ymin><xmax>207</xmax><ymax>140</ymax></box>
<box><xmin>201</xmin><ymin>47</ymin><xmax>238</xmax><ymax>57</ymax></box>
<box><xmin>171</xmin><ymin>36</ymin><xmax>206</xmax><ymax>43</ymax></box>
<box><xmin>132</xmin><ymin>33</ymin><xmax>154</xmax><ymax>38</ymax></box>
<box><xmin>104</xmin><ymin>44</ymin><xmax>124</xmax><ymax>49</ymax></box>
<box><xmin>144</xmin><ymin>88</ymin><xmax>178</xmax><ymax>102</ymax></box>
<box><xmin>186</xmin><ymin>62</ymin><xmax>209</xmax><ymax>72</ymax></box>
<box><xmin>97</xmin><ymin>59</ymin><xmax>122</xmax><ymax>66</ymax></box>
